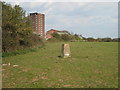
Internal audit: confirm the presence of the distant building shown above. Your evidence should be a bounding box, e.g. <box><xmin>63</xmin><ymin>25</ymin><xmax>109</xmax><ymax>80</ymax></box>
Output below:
<box><xmin>46</xmin><ymin>29</ymin><xmax>70</xmax><ymax>39</ymax></box>
<box><xmin>46</xmin><ymin>29</ymin><xmax>61</xmax><ymax>39</ymax></box>
<box><xmin>30</xmin><ymin>12</ymin><xmax>45</xmax><ymax>38</ymax></box>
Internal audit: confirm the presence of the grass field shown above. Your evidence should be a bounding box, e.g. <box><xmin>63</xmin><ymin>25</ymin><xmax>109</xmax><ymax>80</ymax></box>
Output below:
<box><xmin>2</xmin><ymin>42</ymin><xmax>118</xmax><ymax>88</ymax></box>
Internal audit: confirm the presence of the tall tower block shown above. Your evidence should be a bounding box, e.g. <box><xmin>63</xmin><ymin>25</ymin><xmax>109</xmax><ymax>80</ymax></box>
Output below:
<box><xmin>30</xmin><ymin>12</ymin><xmax>45</xmax><ymax>38</ymax></box>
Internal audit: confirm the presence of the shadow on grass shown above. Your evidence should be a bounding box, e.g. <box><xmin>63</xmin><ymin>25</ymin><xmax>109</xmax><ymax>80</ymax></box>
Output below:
<box><xmin>58</xmin><ymin>55</ymin><xmax>62</xmax><ymax>58</ymax></box>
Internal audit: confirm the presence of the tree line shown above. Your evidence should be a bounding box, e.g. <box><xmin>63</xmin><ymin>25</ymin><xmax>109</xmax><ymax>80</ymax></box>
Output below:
<box><xmin>48</xmin><ymin>31</ymin><xmax>119</xmax><ymax>42</ymax></box>
<box><xmin>47</xmin><ymin>31</ymin><xmax>82</xmax><ymax>42</ymax></box>
<box><xmin>2</xmin><ymin>2</ymin><xmax>44</xmax><ymax>53</ymax></box>
<box><xmin>84</xmin><ymin>37</ymin><xmax>120</xmax><ymax>42</ymax></box>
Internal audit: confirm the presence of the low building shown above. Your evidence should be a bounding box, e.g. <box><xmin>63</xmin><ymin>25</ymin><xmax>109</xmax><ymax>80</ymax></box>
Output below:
<box><xmin>46</xmin><ymin>29</ymin><xmax>70</xmax><ymax>39</ymax></box>
<box><xmin>46</xmin><ymin>29</ymin><xmax>61</xmax><ymax>39</ymax></box>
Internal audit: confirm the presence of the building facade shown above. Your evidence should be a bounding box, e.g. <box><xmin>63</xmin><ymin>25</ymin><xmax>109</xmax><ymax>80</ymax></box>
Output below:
<box><xmin>30</xmin><ymin>12</ymin><xmax>45</xmax><ymax>38</ymax></box>
<box><xmin>46</xmin><ymin>29</ymin><xmax>71</xmax><ymax>39</ymax></box>
<box><xmin>46</xmin><ymin>29</ymin><xmax>61</xmax><ymax>39</ymax></box>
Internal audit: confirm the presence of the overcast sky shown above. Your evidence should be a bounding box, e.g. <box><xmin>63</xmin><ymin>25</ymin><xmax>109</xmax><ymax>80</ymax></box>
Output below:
<box><xmin>3</xmin><ymin>0</ymin><xmax>118</xmax><ymax>38</ymax></box>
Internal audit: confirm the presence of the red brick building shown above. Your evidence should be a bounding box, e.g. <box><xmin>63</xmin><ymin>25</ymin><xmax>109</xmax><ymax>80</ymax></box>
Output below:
<box><xmin>30</xmin><ymin>12</ymin><xmax>45</xmax><ymax>38</ymax></box>
<box><xmin>46</xmin><ymin>29</ymin><xmax>61</xmax><ymax>39</ymax></box>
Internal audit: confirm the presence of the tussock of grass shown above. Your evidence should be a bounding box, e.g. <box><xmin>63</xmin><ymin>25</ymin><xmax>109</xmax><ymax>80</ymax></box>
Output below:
<box><xmin>2</xmin><ymin>44</ymin><xmax>45</xmax><ymax>58</ymax></box>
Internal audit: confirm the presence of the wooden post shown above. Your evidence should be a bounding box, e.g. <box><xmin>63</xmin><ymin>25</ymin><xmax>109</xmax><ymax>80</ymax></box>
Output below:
<box><xmin>61</xmin><ymin>44</ymin><xmax>71</xmax><ymax>58</ymax></box>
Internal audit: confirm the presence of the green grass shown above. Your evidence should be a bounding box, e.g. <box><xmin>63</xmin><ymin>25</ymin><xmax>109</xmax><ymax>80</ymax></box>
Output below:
<box><xmin>2</xmin><ymin>42</ymin><xmax>118</xmax><ymax>88</ymax></box>
<box><xmin>2</xmin><ymin>45</ymin><xmax>45</xmax><ymax>58</ymax></box>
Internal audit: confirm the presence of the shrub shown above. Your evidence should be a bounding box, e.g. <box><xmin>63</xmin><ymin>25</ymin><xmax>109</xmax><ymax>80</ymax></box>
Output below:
<box><xmin>52</xmin><ymin>32</ymin><xmax>61</xmax><ymax>39</ymax></box>
<box><xmin>61</xmin><ymin>34</ymin><xmax>71</xmax><ymax>41</ymax></box>
<box><xmin>2</xmin><ymin>2</ymin><xmax>45</xmax><ymax>53</ymax></box>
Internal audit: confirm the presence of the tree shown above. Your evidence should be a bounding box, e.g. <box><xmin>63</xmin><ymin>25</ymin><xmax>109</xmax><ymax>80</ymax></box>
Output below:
<box><xmin>74</xmin><ymin>34</ymin><xmax>81</xmax><ymax>40</ymax></box>
<box><xmin>52</xmin><ymin>32</ymin><xmax>61</xmax><ymax>39</ymax></box>
<box><xmin>87</xmin><ymin>37</ymin><xmax>96</xmax><ymax>42</ymax></box>
<box><xmin>62</xmin><ymin>30</ymin><xmax>71</xmax><ymax>35</ymax></box>
<box><xmin>61</xmin><ymin>34</ymin><xmax>71</xmax><ymax>41</ymax></box>
<box><xmin>102</xmin><ymin>38</ymin><xmax>112</xmax><ymax>42</ymax></box>
<box><xmin>2</xmin><ymin>2</ymin><xmax>43</xmax><ymax>52</ymax></box>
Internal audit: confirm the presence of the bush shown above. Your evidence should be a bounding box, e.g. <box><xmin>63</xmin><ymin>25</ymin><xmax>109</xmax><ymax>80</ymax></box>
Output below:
<box><xmin>47</xmin><ymin>37</ymin><xmax>63</xmax><ymax>42</ymax></box>
<box><xmin>61</xmin><ymin>34</ymin><xmax>71</xmax><ymax>41</ymax></box>
<box><xmin>2</xmin><ymin>48</ymin><xmax>37</xmax><ymax>57</ymax></box>
<box><xmin>48</xmin><ymin>31</ymin><xmax>83</xmax><ymax>42</ymax></box>
<box><xmin>2</xmin><ymin>2</ymin><xmax>45</xmax><ymax>53</ymax></box>
<box><xmin>52</xmin><ymin>32</ymin><xmax>61</xmax><ymax>39</ymax></box>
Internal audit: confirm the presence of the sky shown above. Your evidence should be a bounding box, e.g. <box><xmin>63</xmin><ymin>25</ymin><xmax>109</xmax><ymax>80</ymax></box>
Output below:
<box><xmin>3</xmin><ymin>0</ymin><xmax>119</xmax><ymax>38</ymax></box>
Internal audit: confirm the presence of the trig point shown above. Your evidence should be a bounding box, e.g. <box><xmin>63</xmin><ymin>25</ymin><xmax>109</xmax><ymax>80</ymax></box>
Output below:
<box><xmin>61</xmin><ymin>44</ymin><xmax>71</xmax><ymax>58</ymax></box>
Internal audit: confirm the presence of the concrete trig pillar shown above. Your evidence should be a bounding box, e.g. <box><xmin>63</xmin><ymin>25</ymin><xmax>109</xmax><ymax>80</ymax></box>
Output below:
<box><xmin>61</xmin><ymin>44</ymin><xmax>71</xmax><ymax>58</ymax></box>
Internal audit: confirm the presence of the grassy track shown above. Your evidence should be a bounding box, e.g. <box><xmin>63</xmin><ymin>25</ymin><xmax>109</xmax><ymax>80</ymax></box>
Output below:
<box><xmin>2</xmin><ymin>42</ymin><xmax>118</xmax><ymax>88</ymax></box>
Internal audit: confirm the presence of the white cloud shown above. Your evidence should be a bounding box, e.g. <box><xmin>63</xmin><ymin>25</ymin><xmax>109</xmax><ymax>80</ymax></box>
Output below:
<box><xmin>44</xmin><ymin>2</ymin><xmax>53</xmax><ymax>8</ymax></box>
<box><xmin>43</xmin><ymin>2</ymin><xmax>54</xmax><ymax>15</ymax></box>
<box><xmin>2</xmin><ymin>1</ymin><xmax>118</xmax><ymax>38</ymax></box>
<box><xmin>49</xmin><ymin>2</ymin><xmax>88</xmax><ymax>13</ymax></box>
<box><xmin>27</xmin><ymin>2</ymin><xmax>44</xmax><ymax>8</ymax></box>
<box><xmin>46</xmin><ymin>14</ymin><xmax>117</xmax><ymax>26</ymax></box>
<box><xmin>83</xmin><ymin>2</ymin><xmax>118</xmax><ymax>12</ymax></box>
<box><xmin>44</xmin><ymin>7</ymin><xmax>53</xmax><ymax>15</ymax></box>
